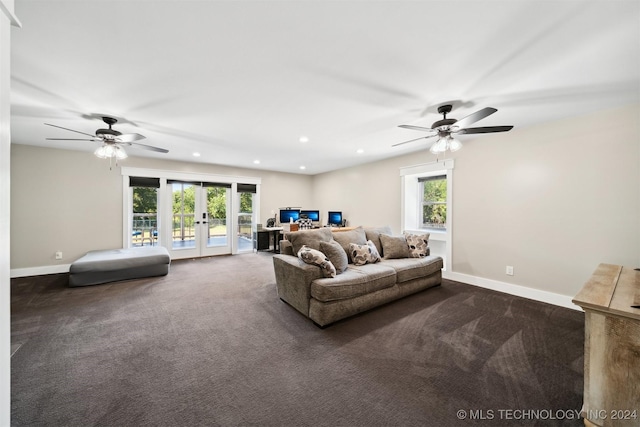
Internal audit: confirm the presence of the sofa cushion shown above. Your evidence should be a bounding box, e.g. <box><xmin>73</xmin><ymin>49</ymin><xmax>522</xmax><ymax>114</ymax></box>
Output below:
<box><xmin>279</xmin><ymin>240</ymin><xmax>294</xmax><ymax>256</ymax></box>
<box><xmin>332</xmin><ymin>226</ymin><xmax>367</xmax><ymax>263</ymax></box>
<box><xmin>287</xmin><ymin>227</ymin><xmax>334</xmax><ymax>255</ymax></box>
<box><xmin>380</xmin><ymin>256</ymin><xmax>443</xmax><ymax>283</ymax></box>
<box><xmin>349</xmin><ymin>240</ymin><xmax>381</xmax><ymax>266</ymax></box>
<box><xmin>364</xmin><ymin>226</ymin><xmax>392</xmax><ymax>257</ymax></box>
<box><xmin>379</xmin><ymin>234</ymin><xmax>410</xmax><ymax>259</ymax></box>
<box><xmin>404</xmin><ymin>232</ymin><xmax>430</xmax><ymax>258</ymax></box>
<box><xmin>297</xmin><ymin>245</ymin><xmax>337</xmax><ymax>278</ymax></box>
<box><xmin>310</xmin><ymin>263</ymin><xmax>396</xmax><ymax>302</ymax></box>
<box><xmin>319</xmin><ymin>240</ymin><xmax>348</xmax><ymax>274</ymax></box>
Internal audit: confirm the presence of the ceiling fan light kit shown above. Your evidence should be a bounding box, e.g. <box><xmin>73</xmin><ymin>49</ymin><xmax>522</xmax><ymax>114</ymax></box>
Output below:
<box><xmin>45</xmin><ymin>116</ymin><xmax>168</xmax><ymax>168</ymax></box>
<box><xmin>430</xmin><ymin>135</ymin><xmax>462</xmax><ymax>154</ymax></box>
<box><xmin>395</xmin><ymin>104</ymin><xmax>514</xmax><ymax>156</ymax></box>
<box><xmin>94</xmin><ymin>143</ymin><xmax>128</xmax><ymax>160</ymax></box>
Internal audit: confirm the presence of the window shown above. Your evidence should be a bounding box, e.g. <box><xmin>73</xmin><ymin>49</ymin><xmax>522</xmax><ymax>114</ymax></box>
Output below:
<box><xmin>130</xmin><ymin>177</ymin><xmax>160</xmax><ymax>246</ymax></box>
<box><xmin>237</xmin><ymin>184</ymin><xmax>256</xmax><ymax>253</ymax></box>
<box><xmin>420</xmin><ymin>175</ymin><xmax>447</xmax><ymax>230</ymax></box>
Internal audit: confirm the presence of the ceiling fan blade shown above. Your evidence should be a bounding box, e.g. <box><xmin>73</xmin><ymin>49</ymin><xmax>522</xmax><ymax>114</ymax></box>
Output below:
<box><xmin>116</xmin><ymin>133</ymin><xmax>146</xmax><ymax>143</ymax></box>
<box><xmin>46</xmin><ymin>138</ymin><xmax>97</xmax><ymax>141</ymax></box>
<box><xmin>452</xmin><ymin>107</ymin><xmax>497</xmax><ymax>129</ymax></box>
<box><xmin>392</xmin><ymin>134</ymin><xmax>437</xmax><ymax>147</ymax></box>
<box><xmin>44</xmin><ymin>123</ymin><xmax>96</xmax><ymax>138</ymax></box>
<box><xmin>457</xmin><ymin>125</ymin><xmax>514</xmax><ymax>135</ymax></box>
<box><xmin>129</xmin><ymin>141</ymin><xmax>169</xmax><ymax>153</ymax></box>
<box><xmin>398</xmin><ymin>124</ymin><xmax>436</xmax><ymax>133</ymax></box>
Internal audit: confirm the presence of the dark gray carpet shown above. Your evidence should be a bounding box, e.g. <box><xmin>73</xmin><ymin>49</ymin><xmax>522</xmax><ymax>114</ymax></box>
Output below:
<box><xmin>11</xmin><ymin>253</ymin><xmax>585</xmax><ymax>426</ymax></box>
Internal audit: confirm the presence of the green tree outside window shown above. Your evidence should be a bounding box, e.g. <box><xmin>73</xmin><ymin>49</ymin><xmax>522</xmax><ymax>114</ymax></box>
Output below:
<box><xmin>422</xmin><ymin>177</ymin><xmax>446</xmax><ymax>229</ymax></box>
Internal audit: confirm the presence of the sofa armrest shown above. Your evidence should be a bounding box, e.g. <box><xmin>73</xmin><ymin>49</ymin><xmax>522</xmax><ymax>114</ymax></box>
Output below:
<box><xmin>273</xmin><ymin>254</ymin><xmax>323</xmax><ymax>317</ymax></box>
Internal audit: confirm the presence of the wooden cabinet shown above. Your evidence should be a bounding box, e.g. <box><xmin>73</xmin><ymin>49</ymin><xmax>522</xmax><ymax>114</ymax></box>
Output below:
<box><xmin>572</xmin><ymin>264</ymin><xmax>640</xmax><ymax>427</ymax></box>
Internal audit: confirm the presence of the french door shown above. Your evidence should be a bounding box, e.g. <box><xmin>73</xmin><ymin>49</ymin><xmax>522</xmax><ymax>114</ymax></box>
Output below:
<box><xmin>168</xmin><ymin>181</ymin><xmax>232</xmax><ymax>259</ymax></box>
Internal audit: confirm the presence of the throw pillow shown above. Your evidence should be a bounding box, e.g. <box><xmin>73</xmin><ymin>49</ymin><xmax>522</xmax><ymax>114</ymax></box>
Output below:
<box><xmin>349</xmin><ymin>240</ymin><xmax>382</xmax><ymax>266</ymax></box>
<box><xmin>296</xmin><ymin>218</ymin><xmax>313</xmax><ymax>230</ymax></box>
<box><xmin>364</xmin><ymin>226</ymin><xmax>392</xmax><ymax>257</ymax></box>
<box><xmin>379</xmin><ymin>234</ymin><xmax>410</xmax><ymax>259</ymax></box>
<box><xmin>319</xmin><ymin>240</ymin><xmax>348</xmax><ymax>274</ymax></box>
<box><xmin>404</xmin><ymin>232</ymin><xmax>430</xmax><ymax>258</ymax></box>
<box><xmin>366</xmin><ymin>239</ymin><xmax>381</xmax><ymax>262</ymax></box>
<box><xmin>332</xmin><ymin>226</ymin><xmax>367</xmax><ymax>263</ymax></box>
<box><xmin>288</xmin><ymin>227</ymin><xmax>334</xmax><ymax>255</ymax></box>
<box><xmin>297</xmin><ymin>245</ymin><xmax>337</xmax><ymax>278</ymax></box>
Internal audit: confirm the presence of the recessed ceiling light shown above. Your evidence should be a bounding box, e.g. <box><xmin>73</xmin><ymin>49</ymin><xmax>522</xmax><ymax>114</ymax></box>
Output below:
<box><xmin>193</xmin><ymin>152</ymin><xmax>201</xmax><ymax>157</ymax></box>
<box><xmin>299</xmin><ymin>165</ymin><xmax>306</xmax><ymax>170</ymax></box>
<box><xmin>356</xmin><ymin>148</ymin><xmax>364</xmax><ymax>154</ymax></box>
<box><xmin>299</xmin><ymin>136</ymin><xmax>309</xmax><ymax>143</ymax></box>
<box><xmin>253</xmin><ymin>160</ymin><xmax>260</xmax><ymax>164</ymax></box>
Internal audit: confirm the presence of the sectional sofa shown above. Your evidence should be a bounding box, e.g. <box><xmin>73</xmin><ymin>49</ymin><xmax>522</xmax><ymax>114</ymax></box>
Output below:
<box><xmin>272</xmin><ymin>226</ymin><xmax>443</xmax><ymax>327</ymax></box>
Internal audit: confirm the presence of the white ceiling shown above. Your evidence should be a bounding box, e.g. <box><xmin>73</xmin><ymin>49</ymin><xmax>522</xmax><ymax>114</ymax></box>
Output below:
<box><xmin>10</xmin><ymin>0</ymin><xmax>640</xmax><ymax>175</ymax></box>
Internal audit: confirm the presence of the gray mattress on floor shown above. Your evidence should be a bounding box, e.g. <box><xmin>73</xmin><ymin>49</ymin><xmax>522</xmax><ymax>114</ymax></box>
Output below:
<box><xmin>69</xmin><ymin>246</ymin><xmax>171</xmax><ymax>287</ymax></box>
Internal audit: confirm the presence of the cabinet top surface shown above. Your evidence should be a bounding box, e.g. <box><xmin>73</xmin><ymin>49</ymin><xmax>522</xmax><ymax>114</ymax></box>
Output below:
<box><xmin>573</xmin><ymin>263</ymin><xmax>640</xmax><ymax>320</ymax></box>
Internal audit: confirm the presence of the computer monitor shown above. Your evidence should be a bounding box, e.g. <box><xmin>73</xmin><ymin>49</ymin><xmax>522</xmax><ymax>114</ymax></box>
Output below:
<box><xmin>327</xmin><ymin>211</ymin><xmax>343</xmax><ymax>226</ymax></box>
<box><xmin>279</xmin><ymin>209</ymin><xmax>300</xmax><ymax>224</ymax></box>
<box><xmin>300</xmin><ymin>210</ymin><xmax>320</xmax><ymax>222</ymax></box>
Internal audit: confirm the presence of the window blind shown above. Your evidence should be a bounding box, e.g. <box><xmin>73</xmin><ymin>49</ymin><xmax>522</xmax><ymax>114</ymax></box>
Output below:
<box><xmin>129</xmin><ymin>177</ymin><xmax>160</xmax><ymax>188</ymax></box>
<box><xmin>237</xmin><ymin>184</ymin><xmax>256</xmax><ymax>193</ymax></box>
<box><xmin>418</xmin><ymin>175</ymin><xmax>446</xmax><ymax>183</ymax></box>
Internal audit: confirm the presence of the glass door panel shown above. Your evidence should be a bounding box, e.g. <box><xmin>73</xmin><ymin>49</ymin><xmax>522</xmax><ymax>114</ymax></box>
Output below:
<box><xmin>171</xmin><ymin>183</ymin><xmax>197</xmax><ymax>251</ymax></box>
<box><xmin>201</xmin><ymin>186</ymin><xmax>231</xmax><ymax>256</ymax></box>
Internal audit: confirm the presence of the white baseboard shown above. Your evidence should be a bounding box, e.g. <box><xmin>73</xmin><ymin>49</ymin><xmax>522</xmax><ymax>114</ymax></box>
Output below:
<box><xmin>10</xmin><ymin>264</ymin><xmax>70</xmax><ymax>278</ymax></box>
<box><xmin>443</xmin><ymin>271</ymin><xmax>581</xmax><ymax>311</ymax></box>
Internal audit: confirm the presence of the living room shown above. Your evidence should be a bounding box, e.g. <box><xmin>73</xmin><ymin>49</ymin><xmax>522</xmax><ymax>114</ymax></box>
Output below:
<box><xmin>2</xmin><ymin>1</ymin><xmax>639</xmax><ymax>426</ymax></box>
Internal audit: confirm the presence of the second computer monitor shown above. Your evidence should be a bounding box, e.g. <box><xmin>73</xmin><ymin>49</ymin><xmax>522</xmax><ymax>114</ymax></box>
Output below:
<box><xmin>327</xmin><ymin>211</ymin><xmax>343</xmax><ymax>226</ymax></box>
<box><xmin>300</xmin><ymin>210</ymin><xmax>320</xmax><ymax>222</ymax></box>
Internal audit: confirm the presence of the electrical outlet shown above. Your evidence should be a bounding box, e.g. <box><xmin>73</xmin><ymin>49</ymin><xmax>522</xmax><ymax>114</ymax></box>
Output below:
<box><xmin>55</xmin><ymin>251</ymin><xmax>63</xmax><ymax>260</ymax></box>
<box><xmin>506</xmin><ymin>265</ymin><xmax>514</xmax><ymax>276</ymax></box>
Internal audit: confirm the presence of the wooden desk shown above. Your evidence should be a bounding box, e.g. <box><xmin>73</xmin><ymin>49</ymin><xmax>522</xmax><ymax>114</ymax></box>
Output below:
<box><xmin>572</xmin><ymin>264</ymin><xmax>640</xmax><ymax>427</ymax></box>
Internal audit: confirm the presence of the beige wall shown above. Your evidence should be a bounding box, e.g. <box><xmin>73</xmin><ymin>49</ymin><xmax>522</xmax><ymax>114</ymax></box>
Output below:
<box><xmin>312</xmin><ymin>153</ymin><xmax>416</xmax><ymax>232</ymax></box>
<box><xmin>313</xmin><ymin>105</ymin><xmax>640</xmax><ymax>298</ymax></box>
<box><xmin>10</xmin><ymin>145</ymin><xmax>313</xmax><ymax>269</ymax></box>
<box><xmin>452</xmin><ymin>105</ymin><xmax>639</xmax><ymax>296</ymax></box>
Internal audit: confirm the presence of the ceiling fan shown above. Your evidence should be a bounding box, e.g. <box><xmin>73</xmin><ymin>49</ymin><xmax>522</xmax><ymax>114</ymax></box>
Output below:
<box><xmin>394</xmin><ymin>105</ymin><xmax>513</xmax><ymax>154</ymax></box>
<box><xmin>45</xmin><ymin>116</ymin><xmax>169</xmax><ymax>160</ymax></box>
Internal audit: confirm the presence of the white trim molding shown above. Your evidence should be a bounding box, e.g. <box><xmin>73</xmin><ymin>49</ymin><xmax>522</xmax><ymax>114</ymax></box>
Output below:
<box><xmin>444</xmin><ymin>270</ymin><xmax>580</xmax><ymax>311</ymax></box>
<box><xmin>0</xmin><ymin>0</ymin><xmax>22</xmax><ymax>27</ymax></box>
<box><xmin>11</xmin><ymin>264</ymin><xmax>71</xmax><ymax>278</ymax></box>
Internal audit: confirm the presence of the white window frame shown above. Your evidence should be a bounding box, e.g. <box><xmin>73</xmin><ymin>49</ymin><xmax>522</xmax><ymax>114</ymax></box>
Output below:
<box><xmin>400</xmin><ymin>159</ymin><xmax>454</xmax><ymax>270</ymax></box>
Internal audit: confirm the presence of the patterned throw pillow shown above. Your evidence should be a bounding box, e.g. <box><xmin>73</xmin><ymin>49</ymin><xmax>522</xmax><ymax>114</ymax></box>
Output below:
<box><xmin>348</xmin><ymin>240</ymin><xmax>381</xmax><ymax>266</ymax></box>
<box><xmin>296</xmin><ymin>218</ymin><xmax>313</xmax><ymax>230</ymax></box>
<box><xmin>297</xmin><ymin>245</ymin><xmax>337</xmax><ymax>278</ymax></box>
<box><xmin>332</xmin><ymin>226</ymin><xmax>367</xmax><ymax>263</ymax></box>
<box><xmin>404</xmin><ymin>232</ymin><xmax>430</xmax><ymax>258</ymax></box>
